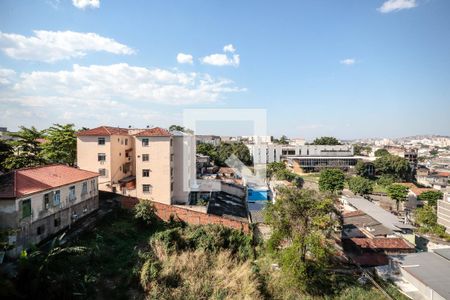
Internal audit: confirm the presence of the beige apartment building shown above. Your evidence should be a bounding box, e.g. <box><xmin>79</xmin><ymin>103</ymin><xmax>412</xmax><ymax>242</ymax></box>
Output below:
<box><xmin>76</xmin><ymin>126</ymin><xmax>196</xmax><ymax>205</ymax></box>
<box><xmin>0</xmin><ymin>165</ymin><xmax>99</xmax><ymax>257</ymax></box>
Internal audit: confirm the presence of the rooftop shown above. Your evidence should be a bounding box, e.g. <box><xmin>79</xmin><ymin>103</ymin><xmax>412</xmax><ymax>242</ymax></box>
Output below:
<box><xmin>349</xmin><ymin>238</ymin><xmax>414</xmax><ymax>250</ymax></box>
<box><xmin>399</xmin><ymin>250</ymin><xmax>450</xmax><ymax>299</ymax></box>
<box><xmin>76</xmin><ymin>126</ymin><xmax>129</xmax><ymax>136</ymax></box>
<box><xmin>133</xmin><ymin>127</ymin><xmax>171</xmax><ymax>137</ymax></box>
<box><xmin>342</xmin><ymin>196</ymin><xmax>415</xmax><ymax>232</ymax></box>
<box><xmin>0</xmin><ymin>165</ymin><xmax>99</xmax><ymax>199</ymax></box>
<box><xmin>397</xmin><ymin>182</ymin><xmax>435</xmax><ymax>196</ymax></box>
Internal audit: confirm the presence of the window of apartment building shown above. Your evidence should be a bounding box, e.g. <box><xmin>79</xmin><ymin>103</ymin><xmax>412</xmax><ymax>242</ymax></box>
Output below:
<box><xmin>37</xmin><ymin>225</ymin><xmax>45</xmax><ymax>236</ymax></box>
<box><xmin>82</xmin><ymin>182</ymin><xmax>88</xmax><ymax>195</ymax></box>
<box><xmin>69</xmin><ymin>186</ymin><xmax>76</xmax><ymax>201</ymax></box>
<box><xmin>143</xmin><ymin>184</ymin><xmax>152</xmax><ymax>193</ymax></box>
<box><xmin>170</xmin><ymin>154</ymin><xmax>174</xmax><ymax>162</ymax></box>
<box><xmin>170</xmin><ymin>139</ymin><xmax>173</xmax><ymax>147</ymax></box>
<box><xmin>123</xmin><ymin>163</ymin><xmax>130</xmax><ymax>174</ymax></box>
<box><xmin>142</xmin><ymin>154</ymin><xmax>149</xmax><ymax>161</ymax></box>
<box><xmin>125</xmin><ymin>138</ymin><xmax>128</xmax><ymax>146</ymax></box>
<box><xmin>54</xmin><ymin>218</ymin><xmax>61</xmax><ymax>227</ymax></box>
<box><xmin>22</xmin><ymin>199</ymin><xmax>31</xmax><ymax>219</ymax></box>
<box><xmin>171</xmin><ymin>182</ymin><xmax>173</xmax><ymax>192</ymax></box>
<box><xmin>98</xmin><ymin>137</ymin><xmax>105</xmax><ymax>145</ymax></box>
<box><xmin>43</xmin><ymin>193</ymin><xmax>51</xmax><ymax>210</ymax></box>
<box><xmin>170</xmin><ymin>168</ymin><xmax>173</xmax><ymax>177</ymax></box>
<box><xmin>99</xmin><ymin>168</ymin><xmax>106</xmax><ymax>177</ymax></box>
<box><xmin>53</xmin><ymin>190</ymin><xmax>61</xmax><ymax>206</ymax></box>
<box><xmin>91</xmin><ymin>179</ymin><xmax>96</xmax><ymax>192</ymax></box>
<box><xmin>142</xmin><ymin>169</ymin><xmax>150</xmax><ymax>177</ymax></box>
<box><xmin>142</xmin><ymin>138</ymin><xmax>149</xmax><ymax>147</ymax></box>
<box><xmin>121</xmin><ymin>139</ymin><xmax>124</xmax><ymax>145</ymax></box>
<box><xmin>98</xmin><ymin>153</ymin><xmax>106</xmax><ymax>161</ymax></box>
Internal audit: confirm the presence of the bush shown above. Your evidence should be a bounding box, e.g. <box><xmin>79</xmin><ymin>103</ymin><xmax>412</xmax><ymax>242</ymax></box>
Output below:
<box><xmin>140</xmin><ymin>259</ymin><xmax>161</xmax><ymax>290</ymax></box>
<box><xmin>134</xmin><ymin>199</ymin><xmax>158</xmax><ymax>225</ymax></box>
<box><xmin>377</xmin><ymin>175</ymin><xmax>395</xmax><ymax>187</ymax></box>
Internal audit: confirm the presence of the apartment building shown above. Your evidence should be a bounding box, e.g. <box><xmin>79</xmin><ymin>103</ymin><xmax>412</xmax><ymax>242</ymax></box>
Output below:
<box><xmin>76</xmin><ymin>126</ymin><xmax>196</xmax><ymax>205</ymax></box>
<box><xmin>0</xmin><ymin>165</ymin><xmax>99</xmax><ymax>257</ymax></box>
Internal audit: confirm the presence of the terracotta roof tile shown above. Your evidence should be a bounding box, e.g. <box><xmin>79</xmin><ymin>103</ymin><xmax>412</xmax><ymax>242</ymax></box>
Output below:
<box><xmin>397</xmin><ymin>183</ymin><xmax>435</xmax><ymax>196</ymax></box>
<box><xmin>0</xmin><ymin>165</ymin><xmax>99</xmax><ymax>199</ymax></box>
<box><xmin>76</xmin><ymin>126</ymin><xmax>129</xmax><ymax>136</ymax></box>
<box><xmin>349</xmin><ymin>238</ymin><xmax>414</xmax><ymax>250</ymax></box>
<box><xmin>134</xmin><ymin>127</ymin><xmax>171</xmax><ymax>137</ymax></box>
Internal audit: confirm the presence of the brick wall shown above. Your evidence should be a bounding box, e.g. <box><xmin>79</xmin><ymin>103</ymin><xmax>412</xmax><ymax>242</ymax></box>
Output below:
<box><xmin>119</xmin><ymin>196</ymin><xmax>250</xmax><ymax>233</ymax></box>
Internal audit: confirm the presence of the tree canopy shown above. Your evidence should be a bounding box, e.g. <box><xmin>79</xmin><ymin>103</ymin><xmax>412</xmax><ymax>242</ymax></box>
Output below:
<box><xmin>264</xmin><ymin>187</ymin><xmax>337</xmax><ymax>294</ymax></box>
<box><xmin>374</xmin><ymin>148</ymin><xmax>389</xmax><ymax>157</ymax></box>
<box><xmin>318</xmin><ymin>169</ymin><xmax>345</xmax><ymax>194</ymax></box>
<box><xmin>42</xmin><ymin>124</ymin><xmax>77</xmax><ymax>166</ymax></box>
<box><xmin>353</xmin><ymin>144</ymin><xmax>371</xmax><ymax>156</ymax></box>
<box><xmin>418</xmin><ymin>190</ymin><xmax>443</xmax><ymax>207</ymax></box>
<box><xmin>373</xmin><ymin>154</ymin><xmax>411</xmax><ymax>180</ymax></box>
<box><xmin>197</xmin><ymin>141</ymin><xmax>252</xmax><ymax>166</ymax></box>
<box><xmin>354</xmin><ymin>160</ymin><xmax>373</xmax><ymax>178</ymax></box>
<box><xmin>386</xmin><ymin>184</ymin><xmax>409</xmax><ymax>211</ymax></box>
<box><xmin>347</xmin><ymin>176</ymin><xmax>373</xmax><ymax>196</ymax></box>
<box><xmin>2</xmin><ymin>126</ymin><xmax>46</xmax><ymax>171</ymax></box>
<box><xmin>273</xmin><ymin>135</ymin><xmax>289</xmax><ymax>145</ymax></box>
<box><xmin>0</xmin><ymin>139</ymin><xmax>13</xmax><ymax>172</ymax></box>
<box><xmin>312</xmin><ymin>137</ymin><xmax>341</xmax><ymax>145</ymax></box>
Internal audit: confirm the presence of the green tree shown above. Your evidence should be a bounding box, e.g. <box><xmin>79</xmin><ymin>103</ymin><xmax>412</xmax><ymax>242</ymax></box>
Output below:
<box><xmin>348</xmin><ymin>176</ymin><xmax>374</xmax><ymax>196</ymax></box>
<box><xmin>2</xmin><ymin>126</ymin><xmax>46</xmax><ymax>170</ymax></box>
<box><xmin>264</xmin><ymin>187</ymin><xmax>337</xmax><ymax>294</ymax></box>
<box><xmin>418</xmin><ymin>190</ymin><xmax>443</xmax><ymax>207</ymax></box>
<box><xmin>377</xmin><ymin>174</ymin><xmax>395</xmax><ymax>187</ymax></box>
<box><xmin>386</xmin><ymin>184</ymin><xmax>409</xmax><ymax>211</ymax></box>
<box><xmin>169</xmin><ymin>125</ymin><xmax>193</xmax><ymax>134</ymax></box>
<box><xmin>353</xmin><ymin>144</ymin><xmax>371</xmax><ymax>156</ymax></box>
<box><xmin>42</xmin><ymin>124</ymin><xmax>77</xmax><ymax>166</ymax></box>
<box><xmin>415</xmin><ymin>205</ymin><xmax>437</xmax><ymax>229</ymax></box>
<box><xmin>373</xmin><ymin>154</ymin><xmax>411</xmax><ymax>180</ymax></box>
<box><xmin>374</xmin><ymin>148</ymin><xmax>389</xmax><ymax>157</ymax></box>
<box><xmin>216</xmin><ymin>142</ymin><xmax>252</xmax><ymax>166</ymax></box>
<box><xmin>267</xmin><ymin>161</ymin><xmax>286</xmax><ymax>178</ymax></box>
<box><xmin>318</xmin><ymin>169</ymin><xmax>345</xmax><ymax>194</ymax></box>
<box><xmin>134</xmin><ymin>199</ymin><xmax>158</xmax><ymax>225</ymax></box>
<box><xmin>312</xmin><ymin>137</ymin><xmax>341</xmax><ymax>145</ymax></box>
<box><xmin>355</xmin><ymin>160</ymin><xmax>373</xmax><ymax>178</ymax></box>
<box><xmin>0</xmin><ymin>139</ymin><xmax>13</xmax><ymax>172</ymax></box>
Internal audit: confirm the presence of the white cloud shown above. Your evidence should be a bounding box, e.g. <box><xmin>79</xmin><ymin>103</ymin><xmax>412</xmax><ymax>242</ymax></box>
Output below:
<box><xmin>0</xmin><ymin>30</ymin><xmax>134</xmax><ymax>62</ymax></box>
<box><xmin>340</xmin><ymin>58</ymin><xmax>356</xmax><ymax>65</ymax></box>
<box><xmin>378</xmin><ymin>0</ymin><xmax>417</xmax><ymax>13</ymax></box>
<box><xmin>201</xmin><ymin>54</ymin><xmax>240</xmax><ymax>67</ymax></box>
<box><xmin>201</xmin><ymin>44</ymin><xmax>240</xmax><ymax>67</ymax></box>
<box><xmin>223</xmin><ymin>44</ymin><xmax>236</xmax><ymax>53</ymax></box>
<box><xmin>177</xmin><ymin>53</ymin><xmax>194</xmax><ymax>64</ymax></box>
<box><xmin>0</xmin><ymin>68</ymin><xmax>16</xmax><ymax>85</ymax></box>
<box><xmin>2</xmin><ymin>63</ymin><xmax>243</xmax><ymax>106</ymax></box>
<box><xmin>72</xmin><ymin>0</ymin><xmax>100</xmax><ymax>9</ymax></box>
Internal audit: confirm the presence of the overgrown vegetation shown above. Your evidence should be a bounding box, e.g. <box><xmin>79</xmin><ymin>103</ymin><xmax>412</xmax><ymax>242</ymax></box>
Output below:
<box><xmin>2</xmin><ymin>200</ymin><xmax>405</xmax><ymax>299</ymax></box>
<box><xmin>267</xmin><ymin>162</ymin><xmax>304</xmax><ymax>187</ymax></box>
<box><xmin>197</xmin><ymin>141</ymin><xmax>252</xmax><ymax>166</ymax></box>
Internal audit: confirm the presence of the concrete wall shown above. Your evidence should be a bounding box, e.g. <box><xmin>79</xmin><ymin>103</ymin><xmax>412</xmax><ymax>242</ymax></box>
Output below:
<box><xmin>0</xmin><ymin>178</ymin><xmax>99</xmax><ymax>257</ymax></box>
<box><xmin>110</xmin><ymin>135</ymin><xmax>133</xmax><ymax>191</ymax></box>
<box><xmin>119</xmin><ymin>197</ymin><xmax>250</xmax><ymax>233</ymax></box>
<box><xmin>437</xmin><ymin>198</ymin><xmax>450</xmax><ymax>234</ymax></box>
<box><xmin>135</xmin><ymin>136</ymin><xmax>172</xmax><ymax>204</ymax></box>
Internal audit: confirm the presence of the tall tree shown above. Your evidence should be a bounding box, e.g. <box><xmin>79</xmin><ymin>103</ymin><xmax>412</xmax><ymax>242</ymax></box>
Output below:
<box><xmin>374</xmin><ymin>148</ymin><xmax>389</xmax><ymax>157</ymax></box>
<box><xmin>0</xmin><ymin>139</ymin><xmax>13</xmax><ymax>172</ymax></box>
<box><xmin>373</xmin><ymin>154</ymin><xmax>411</xmax><ymax>180</ymax></box>
<box><xmin>264</xmin><ymin>187</ymin><xmax>337</xmax><ymax>294</ymax></box>
<box><xmin>312</xmin><ymin>137</ymin><xmax>341</xmax><ymax>145</ymax></box>
<box><xmin>267</xmin><ymin>161</ymin><xmax>286</xmax><ymax>178</ymax></box>
<box><xmin>42</xmin><ymin>124</ymin><xmax>77</xmax><ymax>166</ymax></box>
<box><xmin>347</xmin><ymin>176</ymin><xmax>373</xmax><ymax>196</ymax></box>
<box><xmin>318</xmin><ymin>169</ymin><xmax>345</xmax><ymax>194</ymax></box>
<box><xmin>2</xmin><ymin>126</ymin><xmax>46</xmax><ymax>170</ymax></box>
<box><xmin>418</xmin><ymin>190</ymin><xmax>443</xmax><ymax>207</ymax></box>
<box><xmin>386</xmin><ymin>184</ymin><xmax>409</xmax><ymax>211</ymax></box>
<box><xmin>355</xmin><ymin>160</ymin><xmax>373</xmax><ymax>178</ymax></box>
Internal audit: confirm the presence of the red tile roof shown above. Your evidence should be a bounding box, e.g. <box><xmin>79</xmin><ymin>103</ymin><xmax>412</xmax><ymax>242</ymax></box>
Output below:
<box><xmin>437</xmin><ymin>172</ymin><xmax>450</xmax><ymax>177</ymax></box>
<box><xmin>0</xmin><ymin>165</ymin><xmax>99</xmax><ymax>199</ymax></box>
<box><xmin>76</xmin><ymin>126</ymin><xmax>129</xmax><ymax>136</ymax></box>
<box><xmin>134</xmin><ymin>127</ymin><xmax>171</xmax><ymax>137</ymax></box>
<box><xmin>349</xmin><ymin>238</ymin><xmax>414</xmax><ymax>250</ymax></box>
<box><xmin>397</xmin><ymin>183</ymin><xmax>434</xmax><ymax>196</ymax></box>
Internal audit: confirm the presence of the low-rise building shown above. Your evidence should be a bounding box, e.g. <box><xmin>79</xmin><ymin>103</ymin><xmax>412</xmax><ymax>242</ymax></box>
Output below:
<box><xmin>437</xmin><ymin>193</ymin><xmax>450</xmax><ymax>234</ymax></box>
<box><xmin>0</xmin><ymin>165</ymin><xmax>99</xmax><ymax>257</ymax></box>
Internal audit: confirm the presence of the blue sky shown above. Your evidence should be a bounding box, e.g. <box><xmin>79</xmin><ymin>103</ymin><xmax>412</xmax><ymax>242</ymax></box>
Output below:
<box><xmin>0</xmin><ymin>0</ymin><xmax>449</xmax><ymax>139</ymax></box>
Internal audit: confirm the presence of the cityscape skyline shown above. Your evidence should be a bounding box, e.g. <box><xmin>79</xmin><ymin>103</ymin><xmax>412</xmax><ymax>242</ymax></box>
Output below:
<box><xmin>1</xmin><ymin>0</ymin><xmax>450</xmax><ymax>139</ymax></box>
